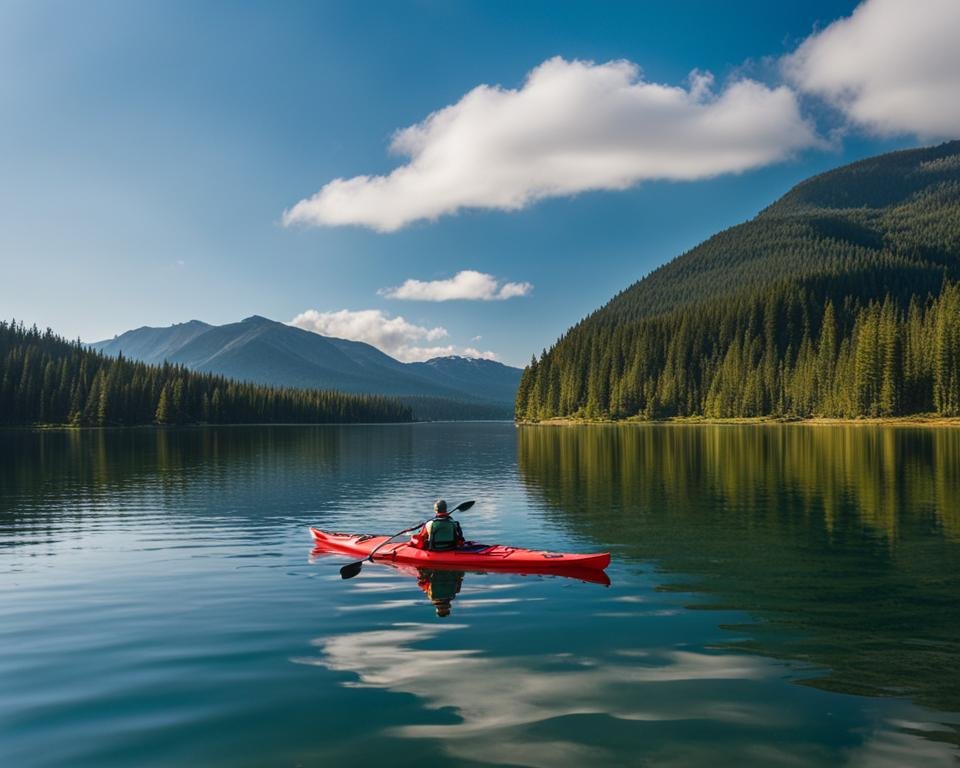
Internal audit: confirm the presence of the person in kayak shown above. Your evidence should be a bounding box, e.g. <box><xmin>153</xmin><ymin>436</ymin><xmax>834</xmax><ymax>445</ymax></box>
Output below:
<box><xmin>410</xmin><ymin>499</ymin><xmax>465</xmax><ymax>551</ymax></box>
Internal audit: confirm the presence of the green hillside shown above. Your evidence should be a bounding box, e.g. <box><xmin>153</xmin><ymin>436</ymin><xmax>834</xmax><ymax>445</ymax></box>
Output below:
<box><xmin>0</xmin><ymin>322</ymin><xmax>411</xmax><ymax>426</ymax></box>
<box><xmin>516</xmin><ymin>141</ymin><xmax>960</xmax><ymax>421</ymax></box>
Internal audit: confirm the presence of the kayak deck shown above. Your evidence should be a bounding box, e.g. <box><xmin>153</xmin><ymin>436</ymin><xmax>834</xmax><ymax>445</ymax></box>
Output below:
<box><xmin>309</xmin><ymin>528</ymin><xmax>611</xmax><ymax>572</ymax></box>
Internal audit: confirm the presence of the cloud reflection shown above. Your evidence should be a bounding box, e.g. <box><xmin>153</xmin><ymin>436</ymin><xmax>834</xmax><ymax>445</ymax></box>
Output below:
<box><xmin>294</xmin><ymin>622</ymin><xmax>786</xmax><ymax>767</ymax></box>
<box><xmin>294</xmin><ymin>622</ymin><xmax>960</xmax><ymax>766</ymax></box>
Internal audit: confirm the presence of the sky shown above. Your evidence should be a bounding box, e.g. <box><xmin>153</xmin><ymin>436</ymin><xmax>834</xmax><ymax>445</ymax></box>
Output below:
<box><xmin>2</xmin><ymin>0</ymin><xmax>957</xmax><ymax>366</ymax></box>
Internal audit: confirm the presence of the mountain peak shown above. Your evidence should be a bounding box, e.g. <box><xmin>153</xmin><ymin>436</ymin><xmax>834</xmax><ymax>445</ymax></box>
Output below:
<box><xmin>89</xmin><ymin>315</ymin><xmax>521</xmax><ymax>407</ymax></box>
<box><xmin>426</xmin><ymin>355</ymin><xmax>495</xmax><ymax>366</ymax></box>
<box><xmin>425</xmin><ymin>355</ymin><xmax>515</xmax><ymax>368</ymax></box>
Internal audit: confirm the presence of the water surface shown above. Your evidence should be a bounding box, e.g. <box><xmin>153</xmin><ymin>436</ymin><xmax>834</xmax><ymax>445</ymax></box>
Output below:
<box><xmin>2</xmin><ymin>423</ymin><xmax>959</xmax><ymax>766</ymax></box>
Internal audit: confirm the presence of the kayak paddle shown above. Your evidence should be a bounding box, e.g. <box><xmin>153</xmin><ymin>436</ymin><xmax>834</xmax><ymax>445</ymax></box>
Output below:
<box><xmin>339</xmin><ymin>499</ymin><xmax>475</xmax><ymax>579</ymax></box>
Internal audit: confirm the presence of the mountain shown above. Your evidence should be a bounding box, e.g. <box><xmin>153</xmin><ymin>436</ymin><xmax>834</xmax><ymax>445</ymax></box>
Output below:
<box><xmin>595</xmin><ymin>141</ymin><xmax>960</xmax><ymax>322</ymax></box>
<box><xmin>517</xmin><ymin>141</ymin><xmax>960</xmax><ymax>421</ymax></box>
<box><xmin>91</xmin><ymin>316</ymin><xmax>521</xmax><ymax>417</ymax></box>
<box><xmin>406</xmin><ymin>356</ymin><xmax>522</xmax><ymax>404</ymax></box>
<box><xmin>1</xmin><ymin>321</ymin><xmax>412</xmax><ymax>427</ymax></box>
<box><xmin>93</xmin><ymin>319</ymin><xmax>213</xmax><ymax>364</ymax></box>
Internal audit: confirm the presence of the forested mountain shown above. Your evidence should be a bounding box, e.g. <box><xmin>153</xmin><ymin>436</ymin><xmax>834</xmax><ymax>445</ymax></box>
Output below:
<box><xmin>91</xmin><ymin>319</ymin><xmax>214</xmax><ymax>364</ymax></box>
<box><xmin>516</xmin><ymin>141</ymin><xmax>960</xmax><ymax>420</ymax></box>
<box><xmin>0</xmin><ymin>321</ymin><xmax>411</xmax><ymax>426</ymax></box>
<box><xmin>406</xmin><ymin>356</ymin><xmax>521</xmax><ymax>405</ymax></box>
<box><xmin>92</xmin><ymin>316</ymin><xmax>520</xmax><ymax>416</ymax></box>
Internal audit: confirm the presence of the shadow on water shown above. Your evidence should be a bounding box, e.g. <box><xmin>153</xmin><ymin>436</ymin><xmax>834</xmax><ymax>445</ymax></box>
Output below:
<box><xmin>517</xmin><ymin>424</ymin><xmax>960</xmax><ymax>720</ymax></box>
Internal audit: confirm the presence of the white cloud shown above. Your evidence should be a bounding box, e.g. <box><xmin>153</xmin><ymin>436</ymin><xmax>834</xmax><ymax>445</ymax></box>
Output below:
<box><xmin>380</xmin><ymin>270</ymin><xmax>532</xmax><ymax>301</ymax></box>
<box><xmin>289</xmin><ymin>308</ymin><xmax>497</xmax><ymax>362</ymax></box>
<box><xmin>289</xmin><ymin>308</ymin><xmax>446</xmax><ymax>362</ymax></box>
<box><xmin>282</xmin><ymin>57</ymin><xmax>819</xmax><ymax>231</ymax></box>
<box><xmin>494</xmin><ymin>281</ymin><xmax>533</xmax><ymax>300</ymax></box>
<box><xmin>463</xmin><ymin>347</ymin><xmax>498</xmax><ymax>361</ymax></box>
<box><xmin>408</xmin><ymin>346</ymin><xmax>499</xmax><ymax>361</ymax></box>
<box><xmin>784</xmin><ymin>0</ymin><xmax>960</xmax><ymax>138</ymax></box>
<box><xmin>400</xmin><ymin>344</ymin><xmax>457</xmax><ymax>361</ymax></box>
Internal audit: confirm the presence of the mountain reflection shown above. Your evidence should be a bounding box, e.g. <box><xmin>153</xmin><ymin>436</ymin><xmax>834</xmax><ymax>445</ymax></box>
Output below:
<box><xmin>518</xmin><ymin>424</ymin><xmax>960</xmax><ymax>717</ymax></box>
<box><xmin>0</xmin><ymin>424</ymin><xmax>505</xmax><ymax>539</ymax></box>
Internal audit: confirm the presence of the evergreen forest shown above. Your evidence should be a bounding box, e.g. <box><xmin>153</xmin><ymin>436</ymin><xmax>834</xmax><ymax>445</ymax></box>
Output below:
<box><xmin>0</xmin><ymin>321</ymin><xmax>412</xmax><ymax>426</ymax></box>
<box><xmin>516</xmin><ymin>141</ymin><xmax>960</xmax><ymax>420</ymax></box>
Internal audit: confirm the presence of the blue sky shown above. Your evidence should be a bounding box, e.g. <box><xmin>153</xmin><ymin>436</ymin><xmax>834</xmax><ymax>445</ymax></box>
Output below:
<box><xmin>2</xmin><ymin>0</ymin><xmax>954</xmax><ymax>366</ymax></box>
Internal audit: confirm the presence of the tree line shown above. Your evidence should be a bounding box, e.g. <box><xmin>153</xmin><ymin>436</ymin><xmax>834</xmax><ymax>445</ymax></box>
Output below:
<box><xmin>517</xmin><ymin>423</ymin><xmax>960</xmax><ymax>712</ymax></box>
<box><xmin>398</xmin><ymin>395</ymin><xmax>513</xmax><ymax>422</ymax></box>
<box><xmin>0</xmin><ymin>321</ymin><xmax>412</xmax><ymax>426</ymax></box>
<box><xmin>515</xmin><ymin>279</ymin><xmax>960</xmax><ymax>420</ymax></box>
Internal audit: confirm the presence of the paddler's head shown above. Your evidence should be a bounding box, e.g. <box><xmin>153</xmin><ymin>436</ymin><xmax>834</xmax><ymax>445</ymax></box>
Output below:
<box><xmin>434</xmin><ymin>499</ymin><xmax>448</xmax><ymax>517</ymax></box>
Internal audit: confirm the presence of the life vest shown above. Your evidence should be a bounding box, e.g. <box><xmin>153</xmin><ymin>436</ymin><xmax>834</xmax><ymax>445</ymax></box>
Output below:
<box><xmin>425</xmin><ymin>516</ymin><xmax>459</xmax><ymax>551</ymax></box>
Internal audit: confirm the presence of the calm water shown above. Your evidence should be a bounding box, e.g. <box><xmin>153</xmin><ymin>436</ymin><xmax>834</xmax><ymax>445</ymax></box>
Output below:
<box><xmin>2</xmin><ymin>423</ymin><xmax>959</xmax><ymax>767</ymax></box>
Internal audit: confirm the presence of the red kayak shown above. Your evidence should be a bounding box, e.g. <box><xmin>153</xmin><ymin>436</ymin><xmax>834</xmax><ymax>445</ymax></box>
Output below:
<box><xmin>309</xmin><ymin>528</ymin><xmax>611</xmax><ymax>579</ymax></box>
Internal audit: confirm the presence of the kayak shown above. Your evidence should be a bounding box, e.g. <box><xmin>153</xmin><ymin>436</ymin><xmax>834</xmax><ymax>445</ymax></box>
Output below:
<box><xmin>311</xmin><ymin>548</ymin><xmax>611</xmax><ymax>587</ymax></box>
<box><xmin>309</xmin><ymin>528</ymin><xmax>611</xmax><ymax>576</ymax></box>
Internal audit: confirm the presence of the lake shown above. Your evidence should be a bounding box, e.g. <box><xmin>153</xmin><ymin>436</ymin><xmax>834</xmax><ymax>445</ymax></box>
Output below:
<box><xmin>2</xmin><ymin>423</ymin><xmax>959</xmax><ymax>767</ymax></box>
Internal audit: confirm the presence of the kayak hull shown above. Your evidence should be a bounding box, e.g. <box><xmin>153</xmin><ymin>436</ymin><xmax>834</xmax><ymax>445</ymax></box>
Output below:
<box><xmin>309</xmin><ymin>528</ymin><xmax>611</xmax><ymax>573</ymax></box>
<box><xmin>380</xmin><ymin>558</ymin><xmax>611</xmax><ymax>587</ymax></box>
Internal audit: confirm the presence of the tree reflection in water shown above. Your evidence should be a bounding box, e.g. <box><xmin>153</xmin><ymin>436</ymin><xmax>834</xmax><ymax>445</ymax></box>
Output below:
<box><xmin>518</xmin><ymin>424</ymin><xmax>960</xmax><ymax>717</ymax></box>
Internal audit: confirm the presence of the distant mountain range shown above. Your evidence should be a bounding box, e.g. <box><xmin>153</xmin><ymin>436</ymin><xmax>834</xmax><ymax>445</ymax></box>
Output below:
<box><xmin>90</xmin><ymin>316</ymin><xmax>521</xmax><ymax>418</ymax></box>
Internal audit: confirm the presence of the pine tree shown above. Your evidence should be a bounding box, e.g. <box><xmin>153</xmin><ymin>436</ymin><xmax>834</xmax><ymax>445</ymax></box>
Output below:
<box><xmin>816</xmin><ymin>300</ymin><xmax>837</xmax><ymax>415</ymax></box>
<box><xmin>97</xmin><ymin>371</ymin><xmax>112</xmax><ymax>426</ymax></box>
<box><xmin>211</xmin><ymin>388</ymin><xmax>223</xmax><ymax>423</ymax></box>
<box><xmin>878</xmin><ymin>297</ymin><xmax>900</xmax><ymax>416</ymax></box>
<box><xmin>155</xmin><ymin>384</ymin><xmax>171</xmax><ymax>424</ymax></box>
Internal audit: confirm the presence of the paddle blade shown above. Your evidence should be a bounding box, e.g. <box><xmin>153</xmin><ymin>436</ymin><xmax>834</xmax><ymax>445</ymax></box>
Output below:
<box><xmin>455</xmin><ymin>500</ymin><xmax>475</xmax><ymax>512</ymax></box>
<box><xmin>340</xmin><ymin>561</ymin><xmax>364</xmax><ymax>580</ymax></box>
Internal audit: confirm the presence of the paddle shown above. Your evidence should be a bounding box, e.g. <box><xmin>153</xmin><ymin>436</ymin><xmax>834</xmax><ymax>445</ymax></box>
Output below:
<box><xmin>339</xmin><ymin>500</ymin><xmax>476</xmax><ymax>580</ymax></box>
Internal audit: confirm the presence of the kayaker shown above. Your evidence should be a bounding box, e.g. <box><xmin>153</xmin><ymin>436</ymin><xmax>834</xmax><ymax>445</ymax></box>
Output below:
<box><xmin>410</xmin><ymin>499</ymin><xmax>465</xmax><ymax>551</ymax></box>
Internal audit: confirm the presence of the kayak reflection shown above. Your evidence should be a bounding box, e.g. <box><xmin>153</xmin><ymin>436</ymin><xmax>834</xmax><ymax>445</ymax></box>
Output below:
<box><xmin>310</xmin><ymin>545</ymin><xmax>611</xmax><ymax>617</ymax></box>
<box><xmin>403</xmin><ymin>563</ymin><xmax>611</xmax><ymax>616</ymax></box>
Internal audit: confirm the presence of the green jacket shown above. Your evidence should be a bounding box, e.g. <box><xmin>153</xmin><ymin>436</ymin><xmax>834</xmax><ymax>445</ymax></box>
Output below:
<box><xmin>421</xmin><ymin>516</ymin><xmax>464</xmax><ymax>550</ymax></box>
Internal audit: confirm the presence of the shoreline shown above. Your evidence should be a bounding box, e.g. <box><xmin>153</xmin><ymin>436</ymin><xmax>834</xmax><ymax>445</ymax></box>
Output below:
<box><xmin>1</xmin><ymin>419</ymin><xmax>514</xmax><ymax>431</ymax></box>
<box><xmin>519</xmin><ymin>415</ymin><xmax>960</xmax><ymax>428</ymax></box>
